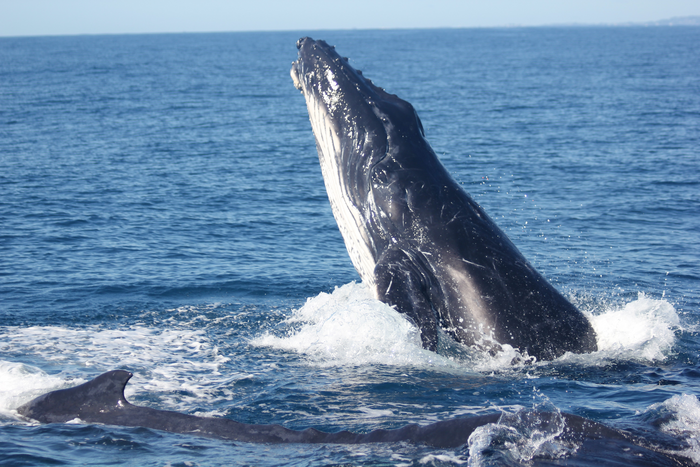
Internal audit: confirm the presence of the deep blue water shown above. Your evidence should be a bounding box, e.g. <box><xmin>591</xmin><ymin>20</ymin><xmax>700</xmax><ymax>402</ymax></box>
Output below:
<box><xmin>1</xmin><ymin>27</ymin><xmax>699</xmax><ymax>465</ymax></box>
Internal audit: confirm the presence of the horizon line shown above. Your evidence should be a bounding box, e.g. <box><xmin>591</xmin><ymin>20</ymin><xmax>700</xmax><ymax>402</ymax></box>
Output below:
<box><xmin>1</xmin><ymin>15</ymin><xmax>699</xmax><ymax>39</ymax></box>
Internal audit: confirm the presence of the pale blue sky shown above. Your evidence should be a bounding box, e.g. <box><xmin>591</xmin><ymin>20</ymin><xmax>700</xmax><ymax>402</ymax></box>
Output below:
<box><xmin>1</xmin><ymin>0</ymin><xmax>699</xmax><ymax>37</ymax></box>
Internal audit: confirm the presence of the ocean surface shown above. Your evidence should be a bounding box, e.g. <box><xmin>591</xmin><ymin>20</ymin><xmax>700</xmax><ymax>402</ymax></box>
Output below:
<box><xmin>1</xmin><ymin>27</ymin><xmax>699</xmax><ymax>465</ymax></box>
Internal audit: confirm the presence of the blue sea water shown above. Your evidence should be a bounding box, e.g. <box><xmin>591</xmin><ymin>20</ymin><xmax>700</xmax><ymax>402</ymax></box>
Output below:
<box><xmin>1</xmin><ymin>27</ymin><xmax>699</xmax><ymax>465</ymax></box>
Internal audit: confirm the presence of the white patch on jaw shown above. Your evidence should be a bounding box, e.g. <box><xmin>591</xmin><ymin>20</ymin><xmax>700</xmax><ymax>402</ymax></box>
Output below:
<box><xmin>320</xmin><ymin>68</ymin><xmax>343</xmax><ymax>112</ymax></box>
<box><xmin>325</xmin><ymin>68</ymin><xmax>339</xmax><ymax>91</ymax></box>
<box><xmin>302</xmin><ymin>86</ymin><xmax>378</xmax><ymax>295</ymax></box>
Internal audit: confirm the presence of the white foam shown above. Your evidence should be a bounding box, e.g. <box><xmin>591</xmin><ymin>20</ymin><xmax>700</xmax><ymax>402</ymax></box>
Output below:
<box><xmin>2</xmin><ymin>287</ymin><xmax>682</xmax><ymax>422</ymax></box>
<box><xmin>0</xmin><ymin>361</ymin><xmax>74</xmax><ymax>419</ymax></box>
<box><xmin>565</xmin><ymin>292</ymin><xmax>681</xmax><ymax>364</ymax></box>
<box><xmin>646</xmin><ymin>393</ymin><xmax>700</xmax><ymax>463</ymax></box>
<box><xmin>0</xmin><ymin>325</ymin><xmax>231</xmax><ymax>414</ymax></box>
<box><xmin>251</xmin><ymin>282</ymin><xmax>454</xmax><ymax>368</ymax></box>
<box><xmin>418</xmin><ymin>453</ymin><xmax>468</xmax><ymax>465</ymax></box>
<box><xmin>467</xmin><ymin>399</ymin><xmax>577</xmax><ymax>466</ymax></box>
<box><xmin>458</xmin><ymin>291</ymin><xmax>682</xmax><ymax>368</ymax></box>
<box><xmin>253</xmin><ymin>283</ymin><xmax>681</xmax><ymax>371</ymax></box>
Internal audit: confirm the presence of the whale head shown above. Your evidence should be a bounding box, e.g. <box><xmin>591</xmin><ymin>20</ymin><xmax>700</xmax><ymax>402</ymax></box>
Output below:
<box><xmin>291</xmin><ymin>37</ymin><xmax>435</xmax><ymax>290</ymax></box>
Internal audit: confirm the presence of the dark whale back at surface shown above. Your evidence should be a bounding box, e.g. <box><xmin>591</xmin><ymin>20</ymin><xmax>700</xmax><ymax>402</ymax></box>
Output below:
<box><xmin>17</xmin><ymin>370</ymin><xmax>500</xmax><ymax>446</ymax></box>
<box><xmin>291</xmin><ymin>37</ymin><xmax>597</xmax><ymax>360</ymax></box>
<box><xmin>16</xmin><ymin>370</ymin><xmax>694</xmax><ymax>465</ymax></box>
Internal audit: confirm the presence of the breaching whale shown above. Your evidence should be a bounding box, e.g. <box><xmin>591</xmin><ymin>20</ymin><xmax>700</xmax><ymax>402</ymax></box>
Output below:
<box><xmin>291</xmin><ymin>37</ymin><xmax>597</xmax><ymax>360</ymax></box>
<box><xmin>17</xmin><ymin>370</ymin><xmax>693</xmax><ymax>465</ymax></box>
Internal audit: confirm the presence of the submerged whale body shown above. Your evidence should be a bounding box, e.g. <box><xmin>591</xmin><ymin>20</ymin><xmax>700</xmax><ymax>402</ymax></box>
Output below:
<box><xmin>11</xmin><ymin>371</ymin><xmax>625</xmax><ymax>447</ymax></box>
<box><xmin>16</xmin><ymin>370</ymin><xmax>500</xmax><ymax>447</ymax></box>
<box><xmin>17</xmin><ymin>371</ymin><xmax>693</xmax><ymax>465</ymax></box>
<box><xmin>291</xmin><ymin>37</ymin><xmax>597</xmax><ymax>360</ymax></box>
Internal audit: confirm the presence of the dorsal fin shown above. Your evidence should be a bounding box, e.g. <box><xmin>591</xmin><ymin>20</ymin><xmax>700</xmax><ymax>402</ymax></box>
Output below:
<box><xmin>18</xmin><ymin>370</ymin><xmax>133</xmax><ymax>423</ymax></box>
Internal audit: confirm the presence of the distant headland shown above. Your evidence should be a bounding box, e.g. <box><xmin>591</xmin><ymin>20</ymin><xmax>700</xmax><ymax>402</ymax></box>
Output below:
<box><xmin>545</xmin><ymin>16</ymin><xmax>700</xmax><ymax>27</ymax></box>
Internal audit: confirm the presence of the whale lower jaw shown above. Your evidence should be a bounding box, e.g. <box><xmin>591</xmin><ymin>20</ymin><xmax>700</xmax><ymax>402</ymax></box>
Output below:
<box><xmin>307</xmin><ymin>93</ymin><xmax>378</xmax><ymax>292</ymax></box>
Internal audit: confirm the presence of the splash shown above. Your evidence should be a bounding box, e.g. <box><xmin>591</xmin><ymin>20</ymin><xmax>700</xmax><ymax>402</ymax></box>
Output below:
<box><xmin>251</xmin><ymin>282</ymin><xmax>452</xmax><ymax>368</ymax></box>
<box><xmin>0</xmin><ymin>361</ymin><xmax>72</xmax><ymax>419</ymax></box>
<box><xmin>251</xmin><ymin>281</ymin><xmax>527</xmax><ymax>371</ymax></box>
<box><xmin>586</xmin><ymin>292</ymin><xmax>680</xmax><ymax>362</ymax></box>
<box><xmin>643</xmin><ymin>393</ymin><xmax>700</xmax><ymax>463</ymax></box>
<box><xmin>460</xmin><ymin>291</ymin><xmax>682</xmax><ymax>368</ymax></box>
<box><xmin>0</xmin><ymin>326</ymin><xmax>231</xmax><ymax>414</ymax></box>
<box><xmin>253</xmin><ymin>283</ymin><xmax>681</xmax><ymax>370</ymax></box>
<box><xmin>466</xmin><ymin>399</ymin><xmax>577</xmax><ymax>466</ymax></box>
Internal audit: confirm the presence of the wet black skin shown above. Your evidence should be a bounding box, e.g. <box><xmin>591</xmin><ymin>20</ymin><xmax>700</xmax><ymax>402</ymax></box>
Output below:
<box><xmin>14</xmin><ymin>370</ymin><xmax>615</xmax><ymax>447</ymax></box>
<box><xmin>292</xmin><ymin>37</ymin><xmax>597</xmax><ymax>361</ymax></box>
<box><xmin>15</xmin><ymin>371</ymin><xmax>497</xmax><ymax>447</ymax></box>
<box><xmin>17</xmin><ymin>370</ymin><xmax>693</xmax><ymax>466</ymax></box>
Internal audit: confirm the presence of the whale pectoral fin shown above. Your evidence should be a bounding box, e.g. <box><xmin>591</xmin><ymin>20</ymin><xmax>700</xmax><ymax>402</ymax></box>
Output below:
<box><xmin>374</xmin><ymin>248</ymin><xmax>439</xmax><ymax>351</ymax></box>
